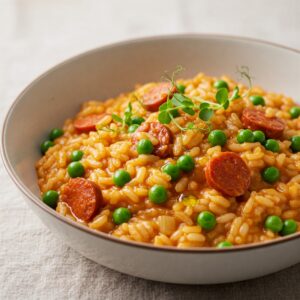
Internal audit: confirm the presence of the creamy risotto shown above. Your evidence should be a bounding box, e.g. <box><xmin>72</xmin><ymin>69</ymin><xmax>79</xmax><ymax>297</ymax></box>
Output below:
<box><xmin>36</xmin><ymin>71</ymin><xmax>300</xmax><ymax>248</ymax></box>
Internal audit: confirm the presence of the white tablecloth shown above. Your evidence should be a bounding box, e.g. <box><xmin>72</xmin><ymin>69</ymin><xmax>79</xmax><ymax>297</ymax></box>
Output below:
<box><xmin>1</xmin><ymin>0</ymin><xmax>300</xmax><ymax>299</ymax></box>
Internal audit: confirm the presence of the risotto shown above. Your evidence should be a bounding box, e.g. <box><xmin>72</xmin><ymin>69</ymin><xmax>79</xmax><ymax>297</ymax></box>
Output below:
<box><xmin>36</xmin><ymin>71</ymin><xmax>300</xmax><ymax>248</ymax></box>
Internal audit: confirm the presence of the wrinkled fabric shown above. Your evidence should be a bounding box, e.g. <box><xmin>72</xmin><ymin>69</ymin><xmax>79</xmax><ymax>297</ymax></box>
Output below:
<box><xmin>1</xmin><ymin>0</ymin><xmax>300</xmax><ymax>299</ymax></box>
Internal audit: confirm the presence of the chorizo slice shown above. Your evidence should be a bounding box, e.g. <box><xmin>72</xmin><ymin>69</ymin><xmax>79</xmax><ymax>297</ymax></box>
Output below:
<box><xmin>61</xmin><ymin>178</ymin><xmax>102</xmax><ymax>222</ymax></box>
<box><xmin>133</xmin><ymin>122</ymin><xmax>173</xmax><ymax>158</ymax></box>
<box><xmin>205</xmin><ymin>152</ymin><xmax>251</xmax><ymax>197</ymax></box>
<box><xmin>142</xmin><ymin>82</ymin><xmax>177</xmax><ymax>111</ymax></box>
<box><xmin>241</xmin><ymin>108</ymin><xmax>284</xmax><ymax>139</ymax></box>
<box><xmin>74</xmin><ymin>114</ymin><xmax>106</xmax><ymax>133</ymax></box>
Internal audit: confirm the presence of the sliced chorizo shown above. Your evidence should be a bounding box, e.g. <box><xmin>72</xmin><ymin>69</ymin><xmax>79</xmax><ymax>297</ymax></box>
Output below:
<box><xmin>61</xmin><ymin>178</ymin><xmax>102</xmax><ymax>222</ymax></box>
<box><xmin>133</xmin><ymin>122</ymin><xmax>173</xmax><ymax>158</ymax></box>
<box><xmin>241</xmin><ymin>108</ymin><xmax>284</xmax><ymax>139</ymax></box>
<box><xmin>74</xmin><ymin>114</ymin><xmax>107</xmax><ymax>133</ymax></box>
<box><xmin>205</xmin><ymin>152</ymin><xmax>251</xmax><ymax>197</ymax></box>
<box><xmin>142</xmin><ymin>82</ymin><xmax>177</xmax><ymax>111</ymax></box>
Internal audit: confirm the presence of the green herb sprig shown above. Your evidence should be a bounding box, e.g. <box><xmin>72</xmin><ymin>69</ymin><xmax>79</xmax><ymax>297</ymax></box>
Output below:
<box><xmin>112</xmin><ymin>102</ymin><xmax>133</xmax><ymax>130</ymax></box>
<box><xmin>104</xmin><ymin>99</ymin><xmax>143</xmax><ymax>133</ymax></box>
<box><xmin>158</xmin><ymin>65</ymin><xmax>244</xmax><ymax>132</ymax></box>
<box><xmin>236</xmin><ymin>65</ymin><xmax>253</xmax><ymax>97</ymax></box>
<box><xmin>158</xmin><ymin>87</ymin><xmax>241</xmax><ymax>130</ymax></box>
<box><xmin>99</xmin><ymin>65</ymin><xmax>253</xmax><ymax>134</ymax></box>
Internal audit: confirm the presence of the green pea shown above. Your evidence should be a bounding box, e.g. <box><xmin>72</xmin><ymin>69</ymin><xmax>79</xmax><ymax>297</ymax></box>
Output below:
<box><xmin>128</xmin><ymin>124</ymin><xmax>139</xmax><ymax>133</ymax></box>
<box><xmin>67</xmin><ymin>162</ymin><xmax>85</xmax><ymax>178</ymax></box>
<box><xmin>208</xmin><ymin>130</ymin><xmax>227</xmax><ymax>147</ymax></box>
<box><xmin>217</xmin><ymin>241</ymin><xmax>233</xmax><ymax>248</ymax></box>
<box><xmin>49</xmin><ymin>128</ymin><xmax>64</xmax><ymax>141</ymax></box>
<box><xmin>237</xmin><ymin>129</ymin><xmax>254</xmax><ymax>143</ymax></box>
<box><xmin>40</xmin><ymin>140</ymin><xmax>54</xmax><ymax>155</ymax></box>
<box><xmin>70</xmin><ymin>150</ymin><xmax>84</xmax><ymax>162</ymax></box>
<box><xmin>137</xmin><ymin>139</ymin><xmax>154</xmax><ymax>154</ymax></box>
<box><xmin>280</xmin><ymin>219</ymin><xmax>298</xmax><ymax>236</ymax></box>
<box><xmin>214</xmin><ymin>80</ymin><xmax>229</xmax><ymax>90</ymax></box>
<box><xmin>290</xmin><ymin>136</ymin><xmax>300</xmax><ymax>152</ymax></box>
<box><xmin>113</xmin><ymin>170</ymin><xmax>131</xmax><ymax>187</ymax></box>
<box><xmin>112</xmin><ymin>207</ymin><xmax>131</xmax><ymax>225</ymax></box>
<box><xmin>177</xmin><ymin>155</ymin><xmax>195</xmax><ymax>172</ymax></box>
<box><xmin>131</xmin><ymin>116</ymin><xmax>145</xmax><ymax>125</ymax></box>
<box><xmin>250</xmin><ymin>95</ymin><xmax>265</xmax><ymax>106</ymax></box>
<box><xmin>197</xmin><ymin>211</ymin><xmax>216</xmax><ymax>231</ymax></box>
<box><xmin>262</xmin><ymin>166</ymin><xmax>280</xmax><ymax>183</ymax></box>
<box><xmin>264</xmin><ymin>139</ymin><xmax>280</xmax><ymax>153</ymax></box>
<box><xmin>289</xmin><ymin>107</ymin><xmax>300</xmax><ymax>119</ymax></box>
<box><xmin>264</xmin><ymin>215</ymin><xmax>283</xmax><ymax>233</ymax></box>
<box><xmin>149</xmin><ymin>185</ymin><xmax>168</xmax><ymax>204</ymax></box>
<box><xmin>42</xmin><ymin>190</ymin><xmax>59</xmax><ymax>209</ymax></box>
<box><xmin>253</xmin><ymin>130</ymin><xmax>266</xmax><ymax>144</ymax></box>
<box><xmin>176</xmin><ymin>84</ymin><xmax>186</xmax><ymax>94</ymax></box>
<box><xmin>162</xmin><ymin>163</ymin><xmax>181</xmax><ymax>181</ymax></box>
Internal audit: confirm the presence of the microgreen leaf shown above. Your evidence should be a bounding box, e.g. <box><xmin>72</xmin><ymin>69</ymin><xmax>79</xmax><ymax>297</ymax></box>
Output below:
<box><xmin>230</xmin><ymin>87</ymin><xmax>241</xmax><ymax>101</ymax></box>
<box><xmin>216</xmin><ymin>88</ymin><xmax>229</xmax><ymax>105</ymax></box>
<box><xmin>200</xmin><ymin>102</ymin><xmax>210</xmax><ymax>110</ymax></box>
<box><xmin>158</xmin><ymin>111</ymin><xmax>172</xmax><ymax>124</ymax></box>
<box><xmin>112</xmin><ymin>114</ymin><xmax>123</xmax><ymax>123</ymax></box>
<box><xmin>170</xmin><ymin>109</ymin><xmax>180</xmax><ymax>118</ymax></box>
<box><xmin>222</xmin><ymin>100</ymin><xmax>230</xmax><ymax>110</ymax></box>
<box><xmin>171</xmin><ymin>93</ymin><xmax>185</xmax><ymax>106</ymax></box>
<box><xmin>182</xmin><ymin>107</ymin><xmax>195</xmax><ymax>116</ymax></box>
<box><xmin>124</xmin><ymin>102</ymin><xmax>133</xmax><ymax>125</ymax></box>
<box><xmin>166</xmin><ymin>100</ymin><xmax>173</xmax><ymax>109</ymax></box>
<box><xmin>176</xmin><ymin>84</ymin><xmax>186</xmax><ymax>94</ymax></box>
<box><xmin>159</xmin><ymin>102</ymin><xmax>168</xmax><ymax>111</ymax></box>
<box><xmin>125</xmin><ymin>102</ymin><xmax>132</xmax><ymax>113</ymax></box>
<box><xmin>182</xmin><ymin>100</ymin><xmax>194</xmax><ymax>107</ymax></box>
<box><xmin>124</xmin><ymin>113</ymin><xmax>131</xmax><ymax>125</ymax></box>
<box><xmin>199</xmin><ymin>108</ymin><xmax>213</xmax><ymax>121</ymax></box>
<box><xmin>171</xmin><ymin>96</ymin><xmax>182</xmax><ymax>107</ymax></box>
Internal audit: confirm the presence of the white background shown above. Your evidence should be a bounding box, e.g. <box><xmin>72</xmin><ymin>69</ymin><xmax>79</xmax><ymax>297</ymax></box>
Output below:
<box><xmin>0</xmin><ymin>0</ymin><xmax>300</xmax><ymax>299</ymax></box>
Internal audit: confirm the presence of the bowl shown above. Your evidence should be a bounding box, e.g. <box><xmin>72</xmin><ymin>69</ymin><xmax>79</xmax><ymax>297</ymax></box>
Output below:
<box><xmin>2</xmin><ymin>34</ymin><xmax>300</xmax><ymax>284</ymax></box>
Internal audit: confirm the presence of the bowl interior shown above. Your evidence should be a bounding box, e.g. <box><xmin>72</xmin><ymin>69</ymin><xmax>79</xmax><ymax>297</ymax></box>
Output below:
<box><xmin>2</xmin><ymin>34</ymin><xmax>300</xmax><ymax>202</ymax></box>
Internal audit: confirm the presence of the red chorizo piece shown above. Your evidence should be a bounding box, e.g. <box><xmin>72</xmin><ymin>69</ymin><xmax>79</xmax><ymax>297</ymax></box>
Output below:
<box><xmin>133</xmin><ymin>122</ymin><xmax>173</xmax><ymax>158</ymax></box>
<box><xmin>241</xmin><ymin>108</ymin><xmax>284</xmax><ymax>139</ymax></box>
<box><xmin>61</xmin><ymin>178</ymin><xmax>102</xmax><ymax>222</ymax></box>
<box><xmin>142</xmin><ymin>82</ymin><xmax>177</xmax><ymax>111</ymax></box>
<box><xmin>205</xmin><ymin>152</ymin><xmax>251</xmax><ymax>197</ymax></box>
<box><xmin>74</xmin><ymin>114</ymin><xmax>107</xmax><ymax>133</ymax></box>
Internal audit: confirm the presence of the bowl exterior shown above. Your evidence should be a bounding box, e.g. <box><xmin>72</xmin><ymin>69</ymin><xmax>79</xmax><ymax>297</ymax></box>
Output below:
<box><xmin>23</xmin><ymin>193</ymin><xmax>300</xmax><ymax>284</ymax></box>
<box><xmin>2</xmin><ymin>34</ymin><xmax>300</xmax><ymax>284</ymax></box>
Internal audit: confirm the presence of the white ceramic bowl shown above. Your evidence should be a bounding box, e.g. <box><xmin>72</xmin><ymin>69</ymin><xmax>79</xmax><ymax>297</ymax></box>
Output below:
<box><xmin>2</xmin><ymin>34</ymin><xmax>300</xmax><ymax>284</ymax></box>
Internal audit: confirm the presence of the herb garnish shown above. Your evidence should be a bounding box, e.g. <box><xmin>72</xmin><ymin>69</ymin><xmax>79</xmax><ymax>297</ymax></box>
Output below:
<box><xmin>112</xmin><ymin>102</ymin><xmax>133</xmax><ymax>130</ymax></box>
<box><xmin>99</xmin><ymin>66</ymin><xmax>253</xmax><ymax>134</ymax></box>
<box><xmin>157</xmin><ymin>66</ymin><xmax>247</xmax><ymax>132</ymax></box>
<box><xmin>236</xmin><ymin>65</ymin><xmax>253</xmax><ymax>97</ymax></box>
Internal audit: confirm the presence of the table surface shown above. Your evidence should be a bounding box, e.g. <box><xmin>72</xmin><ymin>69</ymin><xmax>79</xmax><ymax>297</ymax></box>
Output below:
<box><xmin>1</xmin><ymin>0</ymin><xmax>300</xmax><ymax>299</ymax></box>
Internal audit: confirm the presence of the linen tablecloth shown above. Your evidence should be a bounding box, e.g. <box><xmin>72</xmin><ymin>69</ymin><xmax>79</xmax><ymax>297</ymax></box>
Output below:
<box><xmin>1</xmin><ymin>0</ymin><xmax>300</xmax><ymax>298</ymax></box>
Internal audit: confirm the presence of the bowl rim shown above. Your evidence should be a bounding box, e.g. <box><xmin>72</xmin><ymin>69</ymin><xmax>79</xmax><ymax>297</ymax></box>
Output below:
<box><xmin>2</xmin><ymin>33</ymin><xmax>300</xmax><ymax>253</ymax></box>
